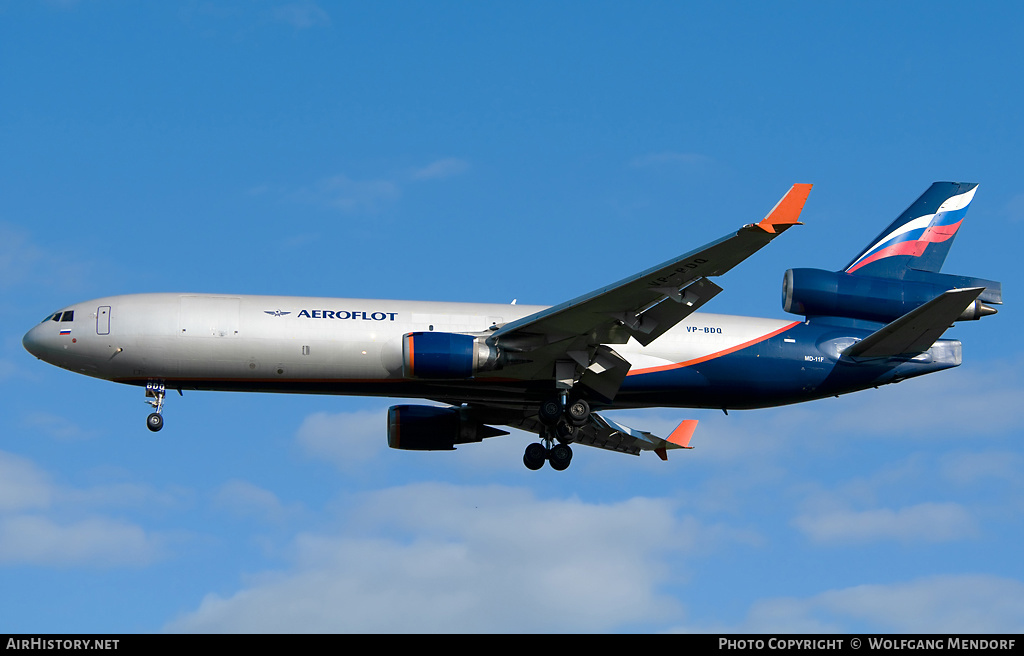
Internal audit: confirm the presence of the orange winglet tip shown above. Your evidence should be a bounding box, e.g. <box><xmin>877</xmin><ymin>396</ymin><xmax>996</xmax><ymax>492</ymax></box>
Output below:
<box><xmin>667</xmin><ymin>419</ymin><xmax>698</xmax><ymax>449</ymax></box>
<box><xmin>757</xmin><ymin>183</ymin><xmax>812</xmax><ymax>233</ymax></box>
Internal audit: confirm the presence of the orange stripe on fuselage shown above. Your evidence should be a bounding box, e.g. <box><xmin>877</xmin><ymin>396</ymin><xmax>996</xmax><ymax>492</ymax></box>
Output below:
<box><xmin>627</xmin><ymin>321</ymin><xmax>801</xmax><ymax>376</ymax></box>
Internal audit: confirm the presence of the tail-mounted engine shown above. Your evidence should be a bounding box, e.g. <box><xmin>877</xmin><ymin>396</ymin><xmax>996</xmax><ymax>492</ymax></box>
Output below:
<box><xmin>387</xmin><ymin>405</ymin><xmax>508</xmax><ymax>451</ymax></box>
<box><xmin>782</xmin><ymin>268</ymin><xmax>1000</xmax><ymax>324</ymax></box>
<box><xmin>402</xmin><ymin>332</ymin><xmax>502</xmax><ymax>379</ymax></box>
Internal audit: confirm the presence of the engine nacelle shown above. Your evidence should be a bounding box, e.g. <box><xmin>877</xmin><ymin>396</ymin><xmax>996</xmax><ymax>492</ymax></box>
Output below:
<box><xmin>402</xmin><ymin>332</ymin><xmax>501</xmax><ymax>379</ymax></box>
<box><xmin>386</xmin><ymin>405</ymin><xmax>507</xmax><ymax>451</ymax></box>
<box><xmin>782</xmin><ymin>268</ymin><xmax>999</xmax><ymax>323</ymax></box>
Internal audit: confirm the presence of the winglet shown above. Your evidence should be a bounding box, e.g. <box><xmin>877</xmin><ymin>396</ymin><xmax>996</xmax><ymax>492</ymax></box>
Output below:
<box><xmin>757</xmin><ymin>183</ymin><xmax>813</xmax><ymax>234</ymax></box>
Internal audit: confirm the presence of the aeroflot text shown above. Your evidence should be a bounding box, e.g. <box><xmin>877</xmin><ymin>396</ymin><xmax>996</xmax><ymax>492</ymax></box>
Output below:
<box><xmin>297</xmin><ymin>310</ymin><xmax>397</xmax><ymax>320</ymax></box>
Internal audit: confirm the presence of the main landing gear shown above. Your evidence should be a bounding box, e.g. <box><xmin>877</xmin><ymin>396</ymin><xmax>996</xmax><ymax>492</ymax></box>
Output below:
<box><xmin>538</xmin><ymin>397</ymin><xmax>590</xmax><ymax>428</ymax></box>
<box><xmin>523</xmin><ymin>396</ymin><xmax>591</xmax><ymax>471</ymax></box>
<box><xmin>523</xmin><ymin>440</ymin><xmax>573</xmax><ymax>471</ymax></box>
<box><xmin>145</xmin><ymin>380</ymin><xmax>165</xmax><ymax>432</ymax></box>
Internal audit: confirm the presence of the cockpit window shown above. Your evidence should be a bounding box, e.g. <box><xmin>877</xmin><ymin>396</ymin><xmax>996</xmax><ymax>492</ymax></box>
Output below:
<box><xmin>44</xmin><ymin>310</ymin><xmax>75</xmax><ymax>323</ymax></box>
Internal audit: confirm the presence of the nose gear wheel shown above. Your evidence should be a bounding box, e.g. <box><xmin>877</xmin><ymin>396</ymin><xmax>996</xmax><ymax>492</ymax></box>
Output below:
<box><xmin>144</xmin><ymin>380</ymin><xmax>166</xmax><ymax>432</ymax></box>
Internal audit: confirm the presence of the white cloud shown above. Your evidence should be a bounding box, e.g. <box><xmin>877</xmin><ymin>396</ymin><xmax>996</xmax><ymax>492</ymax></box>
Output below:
<box><xmin>321</xmin><ymin>174</ymin><xmax>401</xmax><ymax>212</ymax></box>
<box><xmin>0</xmin><ymin>515</ymin><xmax>163</xmax><ymax>567</ymax></box>
<box><xmin>0</xmin><ymin>451</ymin><xmax>53</xmax><ymax>513</ymax></box>
<box><xmin>293</xmin><ymin>173</ymin><xmax>401</xmax><ymax>213</ymax></box>
<box><xmin>0</xmin><ymin>358</ymin><xmax>17</xmax><ymax>382</ymax></box>
<box><xmin>166</xmin><ymin>483</ymin><xmax>754</xmax><ymax>633</ymax></box>
<box><xmin>214</xmin><ymin>479</ymin><xmax>304</xmax><ymax>524</ymax></box>
<box><xmin>412</xmin><ymin>158</ymin><xmax>469</xmax><ymax>181</ymax></box>
<box><xmin>814</xmin><ymin>575</ymin><xmax>1024</xmax><ymax>633</ymax></box>
<box><xmin>295</xmin><ymin>410</ymin><xmax>385</xmax><ymax>471</ymax></box>
<box><xmin>792</xmin><ymin>502</ymin><xmax>977</xmax><ymax>544</ymax></box>
<box><xmin>940</xmin><ymin>450</ymin><xmax>1024</xmax><ymax>486</ymax></box>
<box><xmin>0</xmin><ymin>223</ymin><xmax>95</xmax><ymax>292</ymax></box>
<box><xmin>279</xmin><ymin>158</ymin><xmax>468</xmax><ymax>215</ymax></box>
<box><xmin>22</xmin><ymin>412</ymin><xmax>99</xmax><ymax>441</ymax></box>
<box><xmin>61</xmin><ymin>481</ymin><xmax>188</xmax><ymax>512</ymax></box>
<box><xmin>814</xmin><ymin>360</ymin><xmax>1024</xmax><ymax>440</ymax></box>
<box><xmin>0</xmin><ymin>225</ymin><xmax>42</xmax><ymax>290</ymax></box>
<box><xmin>0</xmin><ymin>449</ymin><xmax>175</xmax><ymax>567</ymax></box>
<box><xmin>270</xmin><ymin>2</ymin><xmax>331</xmax><ymax>29</ymax></box>
<box><xmin>686</xmin><ymin>575</ymin><xmax>1024</xmax><ymax>633</ymax></box>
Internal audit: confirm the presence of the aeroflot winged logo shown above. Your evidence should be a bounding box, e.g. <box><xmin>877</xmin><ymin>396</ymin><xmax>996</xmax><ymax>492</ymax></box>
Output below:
<box><xmin>264</xmin><ymin>310</ymin><xmax>291</xmax><ymax>317</ymax></box>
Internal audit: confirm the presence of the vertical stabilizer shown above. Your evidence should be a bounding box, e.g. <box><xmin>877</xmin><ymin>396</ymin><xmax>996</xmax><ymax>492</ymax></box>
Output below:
<box><xmin>844</xmin><ymin>182</ymin><xmax>978</xmax><ymax>278</ymax></box>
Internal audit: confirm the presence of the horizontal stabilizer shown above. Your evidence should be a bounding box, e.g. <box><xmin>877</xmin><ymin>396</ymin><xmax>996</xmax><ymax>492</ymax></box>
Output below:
<box><xmin>667</xmin><ymin>419</ymin><xmax>698</xmax><ymax>449</ymax></box>
<box><xmin>574</xmin><ymin>414</ymin><xmax>698</xmax><ymax>459</ymax></box>
<box><xmin>843</xmin><ymin>287</ymin><xmax>984</xmax><ymax>359</ymax></box>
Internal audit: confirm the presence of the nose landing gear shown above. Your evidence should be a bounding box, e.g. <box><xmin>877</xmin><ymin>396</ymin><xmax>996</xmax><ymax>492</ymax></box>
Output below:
<box><xmin>145</xmin><ymin>380</ymin><xmax>165</xmax><ymax>432</ymax></box>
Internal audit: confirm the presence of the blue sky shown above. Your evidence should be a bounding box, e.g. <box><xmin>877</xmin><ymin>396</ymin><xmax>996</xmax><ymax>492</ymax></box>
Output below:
<box><xmin>2</xmin><ymin>0</ymin><xmax>1024</xmax><ymax>633</ymax></box>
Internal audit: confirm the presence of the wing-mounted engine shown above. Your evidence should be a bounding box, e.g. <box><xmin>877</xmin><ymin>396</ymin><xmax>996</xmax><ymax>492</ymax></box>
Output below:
<box><xmin>402</xmin><ymin>332</ymin><xmax>503</xmax><ymax>379</ymax></box>
<box><xmin>782</xmin><ymin>268</ymin><xmax>1001</xmax><ymax>323</ymax></box>
<box><xmin>386</xmin><ymin>404</ymin><xmax>508</xmax><ymax>450</ymax></box>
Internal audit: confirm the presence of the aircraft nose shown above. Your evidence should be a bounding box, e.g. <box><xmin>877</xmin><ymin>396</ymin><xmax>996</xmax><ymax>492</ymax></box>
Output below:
<box><xmin>23</xmin><ymin>324</ymin><xmax>49</xmax><ymax>359</ymax></box>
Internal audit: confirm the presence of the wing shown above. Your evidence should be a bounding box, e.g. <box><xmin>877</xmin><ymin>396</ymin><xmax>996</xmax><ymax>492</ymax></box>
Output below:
<box><xmin>487</xmin><ymin>184</ymin><xmax>812</xmax><ymax>401</ymax></box>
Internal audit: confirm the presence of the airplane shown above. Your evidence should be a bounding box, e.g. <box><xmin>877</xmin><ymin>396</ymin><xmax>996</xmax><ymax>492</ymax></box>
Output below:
<box><xmin>22</xmin><ymin>182</ymin><xmax>1002</xmax><ymax>471</ymax></box>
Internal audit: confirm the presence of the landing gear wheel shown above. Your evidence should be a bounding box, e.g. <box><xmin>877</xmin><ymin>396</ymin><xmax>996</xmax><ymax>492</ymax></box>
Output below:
<box><xmin>549</xmin><ymin>443</ymin><xmax>573</xmax><ymax>471</ymax></box>
<box><xmin>567</xmin><ymin>399</ymin><xmax>591</xmax><ymax>426</ymax></box>
<box><xmin>523</xmin><ymin>443</ymin><xmax>547</xmax><ymax>471</ymax></box>
<box><xmin>144</xmin><ymin>380</ymin><xmax>167</xmax><ymax>433</ymax></box>
<box><xmin>146</xmin><ymin>413</ymin><xmax>164</xmax><ymax>432</ymax></box>
<box><xmin>538</xmin><ymin>399</ymin><xmax>562</xmax><ymax>426</ymax></box>
<box><xmin>555</xmin><ymin>421</ymin><xmax>576</xmax><ymax>442</ymax></box>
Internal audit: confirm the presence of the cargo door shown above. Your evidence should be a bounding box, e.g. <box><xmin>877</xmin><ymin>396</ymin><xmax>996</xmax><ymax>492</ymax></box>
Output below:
<box><xmin>97</xmin><ymin>306</ymin><xmax>111</xmax><ymax>335</ymax></box>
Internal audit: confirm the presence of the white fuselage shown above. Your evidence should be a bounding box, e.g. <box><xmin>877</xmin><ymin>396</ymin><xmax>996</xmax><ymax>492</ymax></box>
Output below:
<box><xmin>23</xmin><ymin>293</ymin><xmax>793</xmax><ymax>388</ymax></box>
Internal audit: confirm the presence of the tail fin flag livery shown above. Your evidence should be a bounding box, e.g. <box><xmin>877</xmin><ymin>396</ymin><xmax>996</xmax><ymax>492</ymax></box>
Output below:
<box><xmin>844</xmin><ymin>182</ymin><xmax>978</xmax><ymax>277</ymax></box>
<box><xmin>23</xmin><ymin>182</ymin><xmax>1003</xmax><ymax>471</ymax></box>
